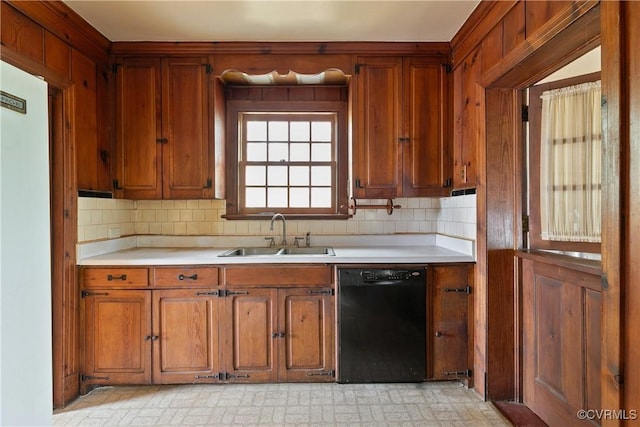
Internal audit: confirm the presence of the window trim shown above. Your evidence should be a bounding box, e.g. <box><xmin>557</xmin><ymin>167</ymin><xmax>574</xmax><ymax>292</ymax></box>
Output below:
<box><xmin>528</xmin><ymin>71</ymin><xmax>601</xmax><ymax>253</ymax></box>
<box><xmin>223</xmin><ymin>99</ymin><xmax>350</xmax><ymax>220</ymax></box>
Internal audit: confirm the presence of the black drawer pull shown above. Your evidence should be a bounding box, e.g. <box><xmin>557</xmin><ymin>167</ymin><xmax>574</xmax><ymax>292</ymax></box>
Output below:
<box><xmin>444</xmin><ymin>286</ymin><xmax>471</xmax><ymax>294</ymax></box>
<box><xmin>107</xmin><ymin>274</ymin><xmax>127</xmax><ymax>281</ymax></box>
<box><xmin>178</xmin><ymin>274</ymin><xmax>198</xmax><ymax>281</ymax></box>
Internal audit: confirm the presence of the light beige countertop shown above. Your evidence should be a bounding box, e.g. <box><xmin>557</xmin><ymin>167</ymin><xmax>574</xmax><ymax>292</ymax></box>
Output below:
<box><xmin>77</xmin><ymin>234</ymin><xmax>476</xmax><ymax>266</ymax></box>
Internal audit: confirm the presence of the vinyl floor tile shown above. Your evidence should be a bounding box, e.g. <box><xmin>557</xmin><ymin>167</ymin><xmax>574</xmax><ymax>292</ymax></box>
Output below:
<box><xmin>53</xmin><ymin>382</ymin><xmax>512</xmax><ymax>426</ymax></box>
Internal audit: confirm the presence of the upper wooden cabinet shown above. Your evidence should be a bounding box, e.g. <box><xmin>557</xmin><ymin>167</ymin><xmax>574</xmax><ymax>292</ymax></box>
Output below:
<box><xmin>353</xmin><ymin>56</ymin><xmax>451</xmax><ymax>198</ymax></box>
<box><xmin>114</xmin><ymin>56</ymin><xmax>220</xmax><ymax>199</ymax></box>
<box><xmin>452</xmin><ymin>48</ymin><xmax>481</xmax><ymax>190</ymax></box>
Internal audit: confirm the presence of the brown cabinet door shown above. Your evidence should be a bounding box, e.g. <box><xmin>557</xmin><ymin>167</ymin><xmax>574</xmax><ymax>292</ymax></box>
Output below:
<box><xmin>354</xmin><ymin>56</ymin><xmax>402</xmax><ymax>198</ymax></box>
<box><xmin>115</xmin><ymin>57</ymin><xmax>163</xmax><ymax>199</ymax></box>
<box><xmin>161</xmin><ymin>57</ymin><xmax>213</xmax><ymax>199</ymax></box>
<box><xmin>452</xmin><ymin>48</ymin><xmax>480</xmax><ymax>189</ymax></box>
<box><xmin>402</xmin><ymin>59</ymin><xmax>450</xmax><ymax>196</ymax></box>
<box><xmin>83</xmin><ymin>289</ymin><xmax>151</xmax><ymax>386</ymax></box>
<box><xmin>429</xmin><ymin>265</ymin><xmax>470</xmax><ymax>380</ymax></box>
<box><xmin>277</xmin><ymin>288</ymin><xmax>335</xmax><ymax>382</ymax></box>
<box><xmin>222</xmin><ymin>288</ymin><xmax>278</xmax><ymax>382</ymax></box>
<box><xmin>152</xmin><ymin>289</ymin><xmax>220</xmax><ymax>383</ymax></box>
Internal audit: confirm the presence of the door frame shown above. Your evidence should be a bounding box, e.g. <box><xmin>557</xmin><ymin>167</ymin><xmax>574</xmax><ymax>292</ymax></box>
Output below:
<box><xmin>476</xmin><ymin>1</ymin><xmax>625</xmax><ymax>421</ymax></box>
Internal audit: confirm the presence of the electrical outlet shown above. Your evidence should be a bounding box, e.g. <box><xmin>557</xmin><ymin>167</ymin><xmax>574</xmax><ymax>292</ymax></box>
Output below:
<box><xmin>108</xmin><ymin>227</ymin><xmax>121</xmax><ymax>239</ymax></box>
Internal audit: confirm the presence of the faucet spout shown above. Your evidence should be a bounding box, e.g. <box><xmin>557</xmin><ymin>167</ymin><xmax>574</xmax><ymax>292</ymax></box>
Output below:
<box><xmin>270</xmin><ymin>213</ymin><xmax>287</xmax><ymax>246</ymax></box>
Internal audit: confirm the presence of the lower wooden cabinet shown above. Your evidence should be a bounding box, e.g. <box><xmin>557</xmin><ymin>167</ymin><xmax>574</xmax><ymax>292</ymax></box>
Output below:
<box><xmin>222</xmin><ymin>287</ymin><xmax>335</xmax><ymax>382</ymax></box>
<box><xmin>80</xmin><ymin>265</ymin><xmax>335</xmax><ymax>389</ymax></box>
<box><xmin>82</xmin><ymin>289</ymin><xmax>152</xmax><ymax>386</ymax></box>
<box><xmin>81</xmin><ymin>288</ymin><xmax>220</xmax><ymax>390</ymax></box>
<box><xmin>428</xmin><ymin>264</ymin><xmax>473</xmax><ymax>382</ymax></box>
<box><xmin>152</xmin><ymin>289</ymin><xmax>220</xmax><ymax>383</ymax></box>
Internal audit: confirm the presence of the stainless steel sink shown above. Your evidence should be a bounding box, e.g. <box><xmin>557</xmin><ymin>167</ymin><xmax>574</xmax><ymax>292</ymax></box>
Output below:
<box><xmin>218</xmin><ymin>246</ymin><xmax>335</xmax><ymax>257</ymax></box>
<box><xmin>218</xmin><ymin>247</ymin><xmax>282</xmax><ymax>257</ymax></box>
<box><xmin>278</xmin><ymin>246</ymin><xmax>335</xmax><ymax>255</ymax></box>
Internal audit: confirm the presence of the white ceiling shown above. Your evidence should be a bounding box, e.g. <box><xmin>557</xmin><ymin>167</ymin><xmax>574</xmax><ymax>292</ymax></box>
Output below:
<box><xmin>62</xmin><ymin>1</ymin><xmax>480</xmax><ymax>42</ymax></box>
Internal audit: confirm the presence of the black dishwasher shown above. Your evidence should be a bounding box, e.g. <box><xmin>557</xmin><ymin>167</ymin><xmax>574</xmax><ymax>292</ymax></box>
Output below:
<box><xmin>337</xmin><ymin>268</ymin><xmax>426</xmax><ymax>383</ymax></box>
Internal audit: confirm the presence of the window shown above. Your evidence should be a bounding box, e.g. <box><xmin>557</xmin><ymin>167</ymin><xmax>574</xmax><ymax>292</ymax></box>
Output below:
<box><xmin>528</xmin><ymin>72</ymin><xmax>601</xmax><ymax>252</ymax></box>
<box><xmin>223</xmin><ymin>86</ymin><xmax>349</xmax><ymax>219</ymax></box>
<box><xmin>240</xmin><ymin>113</ymin><xmax>337</xmax><ymax>213</ymax></box>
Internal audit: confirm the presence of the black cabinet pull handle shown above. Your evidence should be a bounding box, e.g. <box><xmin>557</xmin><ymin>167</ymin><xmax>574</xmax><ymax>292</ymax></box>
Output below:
<box><xmin>107</xmin><ymin>274</ymin><xmax>127</xmax><ymax>281</ymax></box>
<box><xmin>435</xmin><ymin>331</ymin><xmax>443</xmax><ymax>337</ymax></box>
<box><xmin>178</xmin><ymin>274</ymin><xmax>198</xmax><ymax>281</ymax></box>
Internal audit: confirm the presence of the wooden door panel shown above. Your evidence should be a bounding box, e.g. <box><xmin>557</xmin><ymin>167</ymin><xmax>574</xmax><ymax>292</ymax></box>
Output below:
<box><xmin>522</xmin><ymin>259</ymin><xmax>601</xmax><ymax>426</ymax></box>
<box><xmin>278</xmin><ymin>289</ymin><xmax>334</xmax><ymax>382</ymax></box>
<box><xmin>354</xmin><ymin>57</ymin><xmax>401</xmax><ymax>198</ymax></box>
<box><xmin>115</xmin><ymin>58</ymin><xmax>162</xmax><ymax>199</ymax></box>
<box><xmin>152</xmin><ymin>289</ymin><xmax>219</xmax><ymax>383</ymax></box>
<box><xmin>222</xmin><ymin>289</ymin><xmax>277</xmax><ymax>382</ymax></box>
<box><xmin>430</xmin><ymin>265</ymin><xmax>470</xmax><ymax>380</ymax></box>
<box><xmin>83</xmin><ymin>290</ymin><xmax>151</xmax><ymax>385</ymax></box>
<box><xmin>403</xmin><ymin>59</ymin><xmax>448</xmax><ymax>195</ymax></box>
<box><xmin>162</xmin><ymin>57</ymin><xmax>211</xmax><ymax>199</ymax></box>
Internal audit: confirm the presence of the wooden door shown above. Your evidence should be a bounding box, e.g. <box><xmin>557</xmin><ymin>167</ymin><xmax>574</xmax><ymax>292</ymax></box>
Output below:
<box><xmin>115</xmin><ymin>57</ymin><xmax>162</xmax><ymax>199</ymax></box>
<box><xmin>354</xmin><ymin>56</ymin><xmax>402</xmax><ymax>198</ymax></box>
<box><xmin>522</xmin><ymin>259</ymin><xmax>601</xmax><ymax>426</ymax></box>
<box><xmin>82</xmin><ymin>289</ymin><xmax>151</xmax><ymax>387</ymax></box>
<box><xmin>402</xmin><ymin>58</ymin><xmax>450</xmax><ymax>196</ymax></box>
<box><xmin>277</xmin><ymin>288</ymin><xmax>335</xmax><ymax>382</ymax></box>
<box><xmin>222</xmin><ymin>288</ymin><xmax>277</xmax><ymax>382</ymax></box>
<box><xmin>152</xmin><ymin>289</ymin><xmax>220</xmax><ymax>383</ymax></box>
<box><xmin>429</xmin><ymin>265</ymin><xmax>470</xmax><ymax>380</ymax></box>
<box><xmin>161</xmin><ymin>57</ymin><xmax>213</xmax><ymax>199</ymax></box>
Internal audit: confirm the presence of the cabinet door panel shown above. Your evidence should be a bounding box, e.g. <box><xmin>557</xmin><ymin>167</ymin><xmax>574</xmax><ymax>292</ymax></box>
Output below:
<box><xmin>354</xmin><ymin>57</ymin><xmax>402</xmax><ymax>198</ymax></box>
<box><xmin>83</xmin><ymin>290</ymin><xmax>151</xmax><ymax>385</ymax></box>
<box><xmin>222</xmin><ymin>289</ymin><xmax>277</xmax><ymax>382</ymax></box>
<box><xmin>403</xmin><ymin>59</ymin><xmax>449</xmax><ymax>196</ymax></box>
<box><xmin>278</xmin><ymin>288</ymin><xmax>335</xmax><ymax>382</ymax></box>
<box><xmin>162</xmin><ymin>57</ymin><xmax>212</xmax><ymax>199</ymax></box>
<box><xmin>115</xmin><ymin>58</ymin><xmax>162</xmax><ymax>199</ymax></box>
<box><xmin>152</xmin><ymin>289</ymin><xmax>219</xmax><ymax>383</ymax></box>
<box><xmin>430</xmin><ymin>265</ymin><xmax>470</xmax><ymax>380</ymax></box>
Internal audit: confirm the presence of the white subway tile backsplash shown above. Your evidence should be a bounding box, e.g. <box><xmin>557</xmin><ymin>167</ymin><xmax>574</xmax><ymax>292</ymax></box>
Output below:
<box><xmin>78</xmin><ymin>195</ymin><xmax>477</xmax><ymax>243</ymax></box>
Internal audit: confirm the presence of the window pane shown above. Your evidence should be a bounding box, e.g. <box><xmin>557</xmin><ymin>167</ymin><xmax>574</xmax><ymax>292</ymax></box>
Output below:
<box><xmin>290</xmin><ymin>143</ymin><xmax>310</xmax><ymax>161</ymax></box>
<box><xmin>311</xmin><ymin>121</ymin><xmax>332</xmax><ymax>142</ymax></box>
<box><xmin>245</xmin><ymin>166</ymin><xmax>266</xmax><ymax>185</ymax></box>
<box><xmin>290</xmin><ymin>188</ymin><xmax>309</xmax><ymax>207</ymax></box>
<box><xmin>311</xmin><ymin>187</ymin><xmax>331</xmax><ymax>207</ymax></box>
<box><xmin>245</xmin><ymin>187</ymin><xmax>265</xmax><ymax>208</ymax></box>
<box><xmin>311</xmin><ymin>166</ymin><xmax>332</xmax><ymax>186</ymax></box>
<box><xmin>269</xmin><ymin>121</ymin><xmax>288</xmax><ymax>141</ymax></box>
<box><xmin>311</xmin><ymin>143</ymin><xmax>332</xmax><ymax>161</ymax></box>
<box><xmin>268</xmin><ymin>143</ymin><xmax>289</xmax><ymax>162</ymax></box>
<box><xmin>267</xmin><ymin>166</ymin><xmax>288</xmax><ymax>186</ymax></box>
<box><xmin>267</xmin><ymin>188</ymin><xmax>287</xmax><ymax>208</ymax></box>
<box><xmin>246</xmin><ymin>143</ymin><xmax>267</xmax><ymax>161</ymax></box>
<box><xmin>290</xmin><ymin>121</ymin><xmax>310</xmax><ymax>141</ymax></box>
<box><xmin>289</xmin><ymin>166</ymin><xmax>309</xmax><ymax>186</ymax></box>
<box><xmin>246</xmin><ymin>121</ymin><xmax>267</xmax><ymax>141</ymax></box>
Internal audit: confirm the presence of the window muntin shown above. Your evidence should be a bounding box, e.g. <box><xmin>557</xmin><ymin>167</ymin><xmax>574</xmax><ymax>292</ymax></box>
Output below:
<box><xmin>238</xmin><ymin>112</ymin><xmax>338</xmax><ymax>214</ymax></box>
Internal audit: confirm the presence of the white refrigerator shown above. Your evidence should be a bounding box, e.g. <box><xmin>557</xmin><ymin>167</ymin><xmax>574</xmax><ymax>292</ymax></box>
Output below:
<box><xmin>0</xmin><ymin>60</ymin><xmax>53</xmax><ymax>425</ymax></box>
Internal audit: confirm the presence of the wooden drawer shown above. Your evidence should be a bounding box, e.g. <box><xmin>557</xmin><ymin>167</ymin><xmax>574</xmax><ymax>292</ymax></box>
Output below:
<box><xmin>82</xmin><ymin>267</ymin><xmax>149</xmax><ymax>288</ymax></box>
<box><xmin>152</xmin><ymin>267</ymin><xmax>219</xmax><ymax>287</ymax></box>
<box><xmin>223</xmin><ymin>265</ymin><xmax>333</xmax><ymax>287</ymax></box>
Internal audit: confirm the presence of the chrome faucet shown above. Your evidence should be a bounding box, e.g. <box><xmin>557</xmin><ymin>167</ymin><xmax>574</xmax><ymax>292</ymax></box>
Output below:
<box><xmin>270</xmin><ymin>213</ymin><xmax>287</xmax><ymax>246</ymax></box>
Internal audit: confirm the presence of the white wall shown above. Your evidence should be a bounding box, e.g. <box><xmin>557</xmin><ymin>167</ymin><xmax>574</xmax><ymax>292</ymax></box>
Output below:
<box><xmin>0</xmin><ymin>60</ymin><xmax>52</xmax><ymax>426</ymax></box>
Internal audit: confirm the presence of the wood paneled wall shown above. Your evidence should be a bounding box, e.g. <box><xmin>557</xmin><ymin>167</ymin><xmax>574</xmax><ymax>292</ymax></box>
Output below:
<box><xmin>450</xmin><ymin>0</ymin><xmax>601</xmax><ymax>401</ymax></box>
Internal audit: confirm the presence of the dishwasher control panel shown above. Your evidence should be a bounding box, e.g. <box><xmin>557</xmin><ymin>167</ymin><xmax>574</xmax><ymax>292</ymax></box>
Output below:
<box><xmin>361</xmin><ymin>269</ymin><xmax>422</xmax><ymax>282</ymax></box>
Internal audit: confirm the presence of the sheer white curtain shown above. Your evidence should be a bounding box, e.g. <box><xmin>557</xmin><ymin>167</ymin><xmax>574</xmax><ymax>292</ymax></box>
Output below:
<box><xmin>540</xmin><ymin>80</ymin><xmax>601</xmax><ymax>242</ymax></box>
